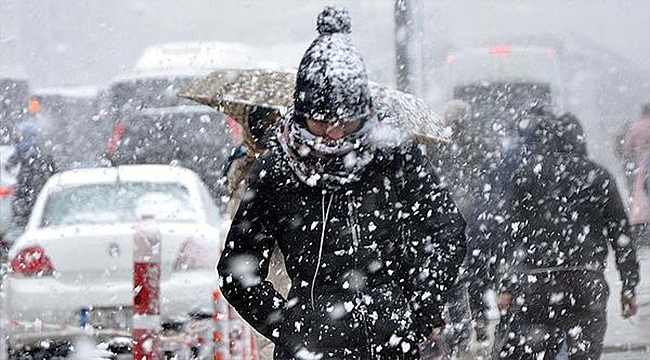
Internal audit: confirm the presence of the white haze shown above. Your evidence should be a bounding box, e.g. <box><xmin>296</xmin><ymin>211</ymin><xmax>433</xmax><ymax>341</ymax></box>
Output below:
<box><xmin>1</xmin><ymin>0</ymin><xmax>649</xmax><ymax>183</ymax></box>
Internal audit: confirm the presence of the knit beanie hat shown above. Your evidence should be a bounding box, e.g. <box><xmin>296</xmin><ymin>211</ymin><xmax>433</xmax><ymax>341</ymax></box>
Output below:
<box><xmin>292</xmin><ymin>6</ymin><xmax>374</xmax><ymax>124</ymax></box>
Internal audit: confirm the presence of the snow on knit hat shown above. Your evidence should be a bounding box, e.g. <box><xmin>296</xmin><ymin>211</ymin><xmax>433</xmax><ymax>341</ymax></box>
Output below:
<box><xmin>292</xmin><ymin>6</ymin><xmax>374</xmax><ymax>124</ymax></box>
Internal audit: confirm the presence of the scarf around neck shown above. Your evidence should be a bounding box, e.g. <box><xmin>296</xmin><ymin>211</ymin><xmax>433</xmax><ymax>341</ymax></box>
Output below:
<box><xmin>276</xmin><ymin>112</ymin><xmax>377</xmax><ymax>189</ymax></box>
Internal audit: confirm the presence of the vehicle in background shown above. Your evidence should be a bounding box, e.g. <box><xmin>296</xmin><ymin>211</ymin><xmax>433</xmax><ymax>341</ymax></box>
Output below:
<box><xmin>30</xmin><ymin>86</ymin><xmax>100</xmax><ymax>167</ymax></box>
<box><xmin>0</xmin><ymin>76</ymin><xmax>29</xmax><ymax>144</ymax></box>
<box><xmin>100</xmin><ymin>40</ymin><xmax>289</xmax><ymax>122</ymax></box>
<box><xmin>443</xmin><ymin>46</ymin><xmax>563</xmax><ymax>100</ymax></box>
<box><xmin>133</xmin><ymin>41</ymin><xmax>286</xmax><ymax>75</ymax></box>
<box><xmin>441</xmin><ymin>45</ymin><xmax>565</xmax><ymax>156</ymax></box>
<box><xmin>95</xmin><ymin>72</ymin><xmax>200</xmax><ymax>145</ymax></box>
<box><xmin>105</xmin><ymin>106</ymin><xmax>233</xmax><ymax>205</ymax></box>
<box><xmin>4</xmin><ymin>165</ymin><xmax>228</xmax><ymax>356</ymax></box>
<box><xmin>103</xmin><ymin>73</ymin><xmax>198</xmax><ymax>114</ymax></box>
<box><xmin>98</xmin><ymin>41</ymin><xmax>290</xmax><ymax>204</ymax></box>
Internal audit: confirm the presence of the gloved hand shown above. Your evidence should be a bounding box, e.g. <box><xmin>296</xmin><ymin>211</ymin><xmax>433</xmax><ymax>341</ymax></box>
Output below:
<box><xmin>621</xmin><ymin>293</ymin><xmax>638</xmax><ymax>319</ymax></box>
<box><xmin>293</xmin><ymin>346</ymin><xmax>323</xmax><ymax>360</ymax></box>
<box><xmin>497</xmin><ymin>293</ymin><xmax>513</xmax><ymax>314</ymax></box>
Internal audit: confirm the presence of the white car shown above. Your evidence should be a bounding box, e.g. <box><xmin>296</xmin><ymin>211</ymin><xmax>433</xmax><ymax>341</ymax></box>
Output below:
<box><xmin>3</xmin><ymin>164</ymin><xmax>228</xmax><ymax>351</ymax></box>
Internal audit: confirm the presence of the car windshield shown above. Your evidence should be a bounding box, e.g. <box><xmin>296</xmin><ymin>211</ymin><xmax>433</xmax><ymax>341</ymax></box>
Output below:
<box><xmin>40</xmin><ymin>182</ymin><xmax>196</xmax><ymax>227</ymax></box>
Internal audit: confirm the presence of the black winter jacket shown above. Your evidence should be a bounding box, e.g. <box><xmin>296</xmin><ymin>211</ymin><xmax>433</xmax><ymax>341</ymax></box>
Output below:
<box><xmin>218</xmin><ymin>142</ymin><xmax>467</xmax><ymax>359</ymax></box>
<box><xmin>497</xmin><ymin>116</ymin><xmax>639</xmax><ymax>297</ymax></box>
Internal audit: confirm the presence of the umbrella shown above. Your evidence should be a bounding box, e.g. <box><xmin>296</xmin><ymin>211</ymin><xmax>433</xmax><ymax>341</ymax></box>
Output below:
<box><xmin>178</xmin><ymin>68</ymin><xmax>446</xmax><ymax>153</ymax></box>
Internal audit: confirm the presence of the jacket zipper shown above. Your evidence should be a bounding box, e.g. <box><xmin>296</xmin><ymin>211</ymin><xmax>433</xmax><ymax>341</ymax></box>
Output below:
<box><xmin>347</xmin><ymin>196</ymin><xmax>374</xmax><ymax>359</ymax></box>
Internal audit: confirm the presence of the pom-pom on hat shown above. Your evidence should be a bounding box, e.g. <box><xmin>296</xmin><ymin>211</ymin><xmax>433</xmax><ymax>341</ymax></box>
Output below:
<box><xmin>293</xmin><ymin>6</ymin><xmax>374</xmax><ymax>125</ymax></box>
<box><xmin>316</xmin><ymin>5</ymin><xmax>352</xmax><ymax>34</ymax></box>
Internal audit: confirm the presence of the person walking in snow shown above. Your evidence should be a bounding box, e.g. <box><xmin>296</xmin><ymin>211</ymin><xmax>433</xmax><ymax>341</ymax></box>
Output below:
<box><xmin>492</xmin><ymin>111</ymin><xmax>639</xmax><ymax>360</ymax></box>
<box><xmin>217</xmin><ymin>6</ymin><xmax>467</xmax><ymax>360</ymax></box>
<box><xmin>624</xmin><ymin>103</ymin><xmax>650</xmax><ymax>243</ymax></box>
<box><xmin>433</xmin><ymin>99</ymin><xmax>499</xmax><ymax>346</ymax></box>
<box><xmin>5</xmin><ymin>121</ymin><xmax>57</xmax><ymax>228</ymax></box>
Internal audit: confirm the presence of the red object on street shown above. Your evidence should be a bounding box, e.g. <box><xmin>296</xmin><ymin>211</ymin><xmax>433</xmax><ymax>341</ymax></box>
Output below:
<box><xmin>229</xmin><ymin>306</ymin><xmax>244</xmax><ymax>358</ymax></box>
<box><xmin>132</xmin><ymin>216</ymin><xmax>162</xmax><ymax>360</ymax></box>
<box><xmin>249</xmin><ymin>325</ymin><xmax>257</xmax><ymax>360</ymax></box>
<box><xmin>106</xmin><ymin>119</ymin><xmax>127</xmax><ymax>155</ymax></box>
<box><xmin>0</xmin><ymin>186</ymin><xmax>14</xmax><ymax>198</ymax></box>
<box><xmin>211</xmin><ymin>287</ymin><xmax>258</xmax><ymax>359</ymax></box>
<box><xmin>490</xmin><ymin>45</ymin><xmax>512</xmax><ymax>56</ymax></box>
<box><xmin>212</xmin><ymin>288</ymin><xmax>230</xmax><ymax>360</ymax></box>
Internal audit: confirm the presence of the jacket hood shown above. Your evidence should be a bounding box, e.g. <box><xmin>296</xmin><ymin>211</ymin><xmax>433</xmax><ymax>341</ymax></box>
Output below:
<box><xmin>522</xmin><ymin>109</ymin><xmax>587</xmax><ymax>157</ymax></box>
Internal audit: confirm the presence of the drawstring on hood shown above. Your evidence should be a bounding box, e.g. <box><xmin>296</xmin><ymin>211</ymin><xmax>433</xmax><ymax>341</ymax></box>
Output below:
<box><xmin>311</xmin><ymin>192</ymin><xmax>335</xmax><ymax>311</ymax></box>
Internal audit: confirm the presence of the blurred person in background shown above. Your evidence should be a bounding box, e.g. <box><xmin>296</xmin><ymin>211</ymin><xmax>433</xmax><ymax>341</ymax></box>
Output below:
<box><xmin>434</xmin><ymin>100</ymin><xmax>475</xmax><ymax>213</ymax></box>
<box><xmin>623</xmin><ymin>102</ymin><xmax>650</xmax><ymax>244</ymax></box>
<box><xmin>432</xmin><ymin>99</ymin><xmax>499</xmax><ymax>347</ymax></box>
<box><xmin>5</xmin><ymin>103</ymin><xmax>58</xmax><ymax>228</ymax></box>
<box><xmin>493</xmin><ymin>111</ymin><xmax>639</xmax><ymax>360</ymax></box>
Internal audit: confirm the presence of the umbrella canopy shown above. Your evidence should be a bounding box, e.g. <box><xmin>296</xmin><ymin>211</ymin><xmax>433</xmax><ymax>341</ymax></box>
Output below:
<box><xmin>178</xmin><ymin>68</ymin><xmax>446</xmax><ymax>153</ymax></box>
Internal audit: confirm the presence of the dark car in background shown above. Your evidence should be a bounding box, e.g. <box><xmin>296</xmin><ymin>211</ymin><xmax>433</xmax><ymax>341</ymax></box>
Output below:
<box><xmin>0</xmin><ymin>77</ymin><xmax>30</xmax><ymax>143</ymax></box>
<box><xmin>98</xmin><ymin>40</ymin><xmax>285</xmax><ymax>205</ymax></box>
<box><xmin>105</xmin><ymin>105</ymin><xmax>233</xmax><ymax>206</ymax></box>
<box><xmin>98</xmin><ymin>73</ymin><xmax>201</xmax><ymax>147</ymax></box>
<box><xmin>442</xmin><ymin>45</ymin><xmax>565</xmax><ymax>155</ymax></box>
<box><xmin>30</xmin><ymin>87</ymin><xmax>100</xmax><ymax>166</ymax></box>
<box><xmin>101</xmin><ymin>74</ymin><xmax>196</xmax><ymax>115</ymax></box>
<box><xmin>95</xmin><ymin>73</ymin><xmax>200</xmax><ymax>140</ymax></box>
<box><xmin>444</xmin><ymin>45</ymin><xmax>564</xmax><ymax>101</ymax></box>
<box><xmin>99</xmin><ymin>67</ymin><xmax>242</xmax><ymax>206</ymax></box>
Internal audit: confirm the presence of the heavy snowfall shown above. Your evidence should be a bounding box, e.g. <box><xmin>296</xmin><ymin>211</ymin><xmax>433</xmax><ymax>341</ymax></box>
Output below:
<box><xmin>0</xmin><ymin>1</ymin><xmax>649</xmax><ymax>360</ymax></box>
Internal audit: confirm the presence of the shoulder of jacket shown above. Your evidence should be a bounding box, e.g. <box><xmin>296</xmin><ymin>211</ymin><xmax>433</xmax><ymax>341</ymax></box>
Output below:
<box><xmin>248</xmin><ymin>146</ymin><xmax>297</xmax><ymax>189</ymax></box>
<box><xmin>590</xmin><ymin>163</ymin><xmax>616</xmax><ymax>188</ymax></box>
<box><xmin>375</xmin><ymin>141</ymin><xmax>423</xmax><ymax>163</ymax></box>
